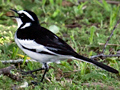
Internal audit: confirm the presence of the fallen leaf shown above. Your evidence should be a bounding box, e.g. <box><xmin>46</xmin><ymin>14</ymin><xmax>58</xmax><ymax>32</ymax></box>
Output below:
<box><xmin>49</xmin><ymin>25</ymin><xmax>60</xmax><ymax>34</ymax></box>
<box><xmin>56</xmin><ymin>68</ymin><xmax>63</xmax><ymax>80</ymax></box>
<box><xmin>62</xmin><ymin>1</ymin><xmax>74</xmax><ymax>7</ymax></box>
<box><xmin>5</xmin><ymin>11</ymin><xmax>14</xmax><ymax>16</ymax></box>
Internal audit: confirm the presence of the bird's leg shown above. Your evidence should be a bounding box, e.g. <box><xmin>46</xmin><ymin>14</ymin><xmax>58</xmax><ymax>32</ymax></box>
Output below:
<box><xmin>40</xmin><ymin>63</ymin><xmax>49</xmax><ymax>82</ymax></box>
<box><xmin>31</xmin><ymin>68</ymin><xmax>48</xmax><ymax>85</ymax></box>
<box><xmin>21</xmin><ymin>68</ymin><xmax>44</xmax><ymax>76</ymax></box>
<box><xmin>31</xmin><ymin>63</ymin><xmax>49</xmax><ymax>85</ymax></box>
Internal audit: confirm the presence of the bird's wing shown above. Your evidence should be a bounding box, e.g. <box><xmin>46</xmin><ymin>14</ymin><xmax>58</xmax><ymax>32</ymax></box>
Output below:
<box><xmin>35</xmin><ymin>26</ymin><xmax>77</xmax><ymax>56</ymax></box>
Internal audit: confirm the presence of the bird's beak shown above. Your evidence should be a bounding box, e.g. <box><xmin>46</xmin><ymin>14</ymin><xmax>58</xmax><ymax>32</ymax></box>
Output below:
<box><xmin>10</xmin><ymin>9</ymin><xmax>18</xmax><ymax>13</ymax></box>
<box><xmin>9</xmin><ymin>9</ymin><xmax>19</xmax><ymax>18</ymax></box>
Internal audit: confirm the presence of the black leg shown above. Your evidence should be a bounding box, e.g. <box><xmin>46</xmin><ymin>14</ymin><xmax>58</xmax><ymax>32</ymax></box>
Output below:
<box><xmin>31</xmin><ymin>63</ymin><xmax>48</xmax><ymax>85</ymax></box>
<box><xmin>21</xmin><ymin>68</ymin><xmax>44</xmax><ymax>75</ymax></box>
<box><xmin>40</xmin><ymin>63</ymin><xmax>48</xmax><ymax>82</ymax></box>
<box><xmin>20</xmin><ymin>63</ymin><xmax>49</xmax><ymax>85</ymax></box>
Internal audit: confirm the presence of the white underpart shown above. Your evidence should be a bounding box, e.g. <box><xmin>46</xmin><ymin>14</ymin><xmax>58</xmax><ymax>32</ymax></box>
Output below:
<box><xmin>15</xmin><ymin>18</ymin><xmax>23</xmax><ymax>28</ymax></box>
<box><xmin>21</xmin><ymin>23</ymin><xmax>31</xmax><ymax>29</ymax></box>
<box><xmin>18</xmin><ymin>10</ymin><xmax>34</xmax><ymax>21</ymax></box>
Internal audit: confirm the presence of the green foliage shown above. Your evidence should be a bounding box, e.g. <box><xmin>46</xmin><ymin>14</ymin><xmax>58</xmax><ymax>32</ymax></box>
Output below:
<box><xmin>22</xmin><ymin>56</ymin><xmax>27</xmax><ymax>67</ymax></box>
<box><xmin>89</xmin><ymin>26</ymin><xmax>96</xmax><ymax>44</ymax></box>
<box><xmin>73</xmin><ymin>1</ymin><xmax>88</xmax><ymax>17</ymax></box>
<box><xmin>11</xmin><ymin>47</ymin><xmax>18</xmax><ymax>59</ymax></box>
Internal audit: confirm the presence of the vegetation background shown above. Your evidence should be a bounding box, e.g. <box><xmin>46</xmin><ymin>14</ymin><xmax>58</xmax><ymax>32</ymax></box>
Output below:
<box><xmin>0</xmin><ymin>0</ymin><xmax>120</xmax><ymax>89</ymax></box>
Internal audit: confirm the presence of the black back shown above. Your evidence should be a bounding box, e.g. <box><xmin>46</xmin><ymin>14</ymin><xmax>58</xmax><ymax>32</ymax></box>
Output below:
<box><xmin>17</xmin><ymin>24</ymin><xmax>77</xmax><ymax>56</ymax></box>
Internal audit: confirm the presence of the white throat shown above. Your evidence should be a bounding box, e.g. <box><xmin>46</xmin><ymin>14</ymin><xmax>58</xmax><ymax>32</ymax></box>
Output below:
<box><xmin>16</xmin><ymin>18</ymin><xmax>23</xmax><ymax>28</ymax></box>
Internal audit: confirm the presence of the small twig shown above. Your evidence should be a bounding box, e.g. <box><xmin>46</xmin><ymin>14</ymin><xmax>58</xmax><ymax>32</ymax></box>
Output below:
<box><xmin>78</xmin><ymin>0</ymin><xmax>120</xmax><ymax>5</ymax></box>
<box><xmin>101</xmin><ymin>54</ymin><xmax>120</xmax><ymax>57</ymax></box>
<box><xmin>99</xmin><ymin>43</ymin><xmax>120</xmax><ymax>46</ymax></box>
<box><xmin>102</xmin><ymin>18</ymin><xmax>120</xmax><ymax>54</ymax></box>
<box><xmin>91</xmin><ymin>18</ymin><xmax>120</xmax><ymax>59</ymax></box>
<box><xmin>0</xmin><ymin>59</ymin><xmax>36</xmax><ymax>81</ymax></box>
<box><xmin>91</xmin><ymin>54</ymin><xmax>120</xmax><ymax>59</ymax></box>
<box><xmin>45</xmin><ymin>77</ymin><xmax>51</xmax><ymax>83</ymax></box>
<box><xmin>0</xmin><ymin>65</ymin><xmax>15</xmax><ymax>75</ymax></box>
<box><xmin>82</xmin><ymin>82</ymin><xmax>114</xmax><ymax>89</ymax></box>
<box><xmin>91</xmin><ymin>54</ymin><xmax>103</xmax><ymax>59</ymax></box>
<box><xmin>1</xmin><ymin>59</ymin><xmax>36</xmax><ymax>64</ymax></box>
<box><xmin>0</xmin><ymin>65</ymin><xmax>21</xmax><ymax>81</ymax></box>
<box><xmin>99</xmin><ymin>0</ymin><xmax>120</xmax><ymax>5</ymax></box>
<box><xmin>63</xmin><ymin>70</ymin><xmax>81</xmax><ymax>73</ymax></box>
<box><xmin>12</xmin><ymin>82</ymin><xmax>28</xmax><ymax>90</ymax></box>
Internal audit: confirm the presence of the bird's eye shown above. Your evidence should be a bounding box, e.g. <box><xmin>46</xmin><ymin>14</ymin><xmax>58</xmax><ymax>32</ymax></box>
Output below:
<box><xmin>21</xmin><ymin>15</ymin><xmax>24</xmax><ymax>17</ymax></box>
<box><xmin>20</xmin><ymin>14</ymin><xmax>24</xmax><ymax>17</ymax></box>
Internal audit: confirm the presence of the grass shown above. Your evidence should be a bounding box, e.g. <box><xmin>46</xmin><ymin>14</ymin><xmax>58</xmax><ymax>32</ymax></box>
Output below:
<box><xmin>0</xmin><ymin>0</ymin><xmax>120</xmax><ymax>89</ymax></box>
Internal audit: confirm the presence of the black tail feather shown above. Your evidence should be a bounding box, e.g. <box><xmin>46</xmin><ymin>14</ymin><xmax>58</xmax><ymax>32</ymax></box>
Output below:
<box><xmin>75</xmin><ymin>54</ymin><xmax>119</xmax><ymax>74</ymax></box>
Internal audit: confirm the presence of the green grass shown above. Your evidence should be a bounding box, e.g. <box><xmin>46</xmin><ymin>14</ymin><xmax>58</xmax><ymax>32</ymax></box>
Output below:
<box><xmin>0</xmin><ymin>0</ymin><xmax>120</xmax><ymax>89</ymax></box>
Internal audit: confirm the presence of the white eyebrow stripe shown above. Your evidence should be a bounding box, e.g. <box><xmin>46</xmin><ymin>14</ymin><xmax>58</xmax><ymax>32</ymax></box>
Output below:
<box><xmin>18</xmin><ymin>10</ymin><xmax>34</xmax><ymax>21</ymax></box>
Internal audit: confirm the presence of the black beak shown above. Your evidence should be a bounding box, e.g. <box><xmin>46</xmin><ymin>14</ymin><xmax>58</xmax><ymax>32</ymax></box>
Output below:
<box><xmin>9</xmin><ymin>9</ymin><xmax>18</xmax><ymax>18</ymax></box>
<box><xmin>10</xmin><ymin>9</ymin><xmax>18</xmax><ymax>13</ymax></box>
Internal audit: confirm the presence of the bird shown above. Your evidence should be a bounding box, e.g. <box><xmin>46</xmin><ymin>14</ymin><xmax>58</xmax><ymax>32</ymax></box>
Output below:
<box><xmin>10</xmin><ymin>9</ymin><xmax>119</xmax><ymax>83</ymax></box>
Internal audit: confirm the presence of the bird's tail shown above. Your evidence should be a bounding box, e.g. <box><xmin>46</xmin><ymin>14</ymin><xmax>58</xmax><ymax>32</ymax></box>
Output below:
<box><xmin>75</xmin><ymin>54</ymin><xmax>119</xmax><ymax>74</ymax></box>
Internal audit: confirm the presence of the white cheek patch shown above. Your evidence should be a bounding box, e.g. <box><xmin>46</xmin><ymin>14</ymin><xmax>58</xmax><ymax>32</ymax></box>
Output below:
<box><xmin>15</xmin><ymin>18</ymin><xmax>23</xmax><ymax>28</ymax></box>
<box><xmin>18</xmin><ymin>10</ymin><xmax>34</xmax><ymax>21</ymax></box>
<box><xmin>21</xmin><ymin>23</ymin><xmax>31</xmax><ymax>29</ymax></box>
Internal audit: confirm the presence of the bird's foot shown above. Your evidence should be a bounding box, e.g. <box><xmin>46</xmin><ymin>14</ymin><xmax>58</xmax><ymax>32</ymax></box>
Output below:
<box><xmin>20</xmin><ymin>70</ymin><xmax>37</xmax><ymax>78</ymax></box>
<box><xmin>30</xmin><ymin>81</ymin><xmax>38</xmax><ymax>85</ymax></box>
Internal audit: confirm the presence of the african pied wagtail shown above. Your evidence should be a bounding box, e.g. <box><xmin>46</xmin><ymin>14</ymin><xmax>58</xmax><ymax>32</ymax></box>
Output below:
<box><xmin>10</xmin><ymin>9</ymin><xmax>119</xmax><ymax>82</ymax></box>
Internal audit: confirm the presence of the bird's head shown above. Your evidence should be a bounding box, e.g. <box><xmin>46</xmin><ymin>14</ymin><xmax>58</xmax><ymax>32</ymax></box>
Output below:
<box><xmin>10</xmin><ymin>9</ymin><xmax>39</xmax><ymax>28</ymax></box>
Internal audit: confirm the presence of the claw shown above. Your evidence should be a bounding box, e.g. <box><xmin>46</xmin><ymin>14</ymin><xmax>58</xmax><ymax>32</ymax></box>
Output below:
<box><xmin>30</xmin><ymin>81</ymin><xmax>38</xmax><ymax>85</ymax></box>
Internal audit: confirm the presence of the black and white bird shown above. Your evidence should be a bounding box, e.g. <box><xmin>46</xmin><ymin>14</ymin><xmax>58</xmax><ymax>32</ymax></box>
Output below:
<box><xmin>10</xmin><ymin>9</ymin><xmax>119</xmax><ymax>82</ymax></box>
